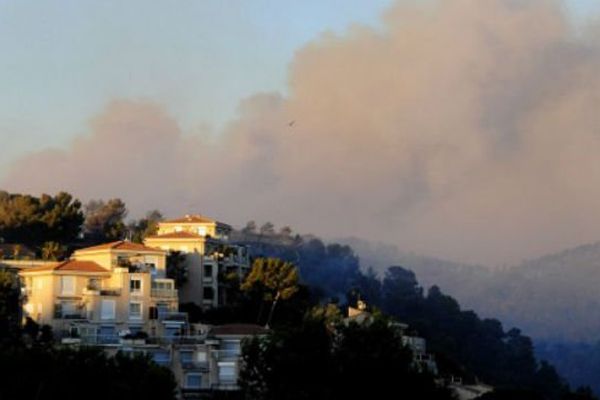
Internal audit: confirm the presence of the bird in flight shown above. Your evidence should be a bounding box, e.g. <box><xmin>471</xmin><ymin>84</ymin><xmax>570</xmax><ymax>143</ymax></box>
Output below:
<box><xmin>288</xmin><ymin>120</ymin><xmax>295</xmax><ymax>127</ymax></box>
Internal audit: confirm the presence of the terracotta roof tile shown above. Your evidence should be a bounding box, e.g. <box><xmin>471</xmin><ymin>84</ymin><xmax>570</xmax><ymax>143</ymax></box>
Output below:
<box><xmin>76</xmin><ymin>240</ymin><xmax>163</xmax><ymax>253</ymax></box>
<box><xmin>24</xmin><ymin>260</ymin><xmax>109</xmax><ymax>274</ymax></box>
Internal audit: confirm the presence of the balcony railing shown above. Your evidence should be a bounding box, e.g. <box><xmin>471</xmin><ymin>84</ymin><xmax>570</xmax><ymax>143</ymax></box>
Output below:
<box><xmin>158</xmin><ymin>311</ymin><xmax>187</xmax><ymax>321</ymax></box>
<box><xmin>181</xmin><ymin>360</ymin><xmax>210</xmax><ymax>371</ymax></box>
<box><xmin>151</xmin><ymin>288</ymin><xmax>178</xmax><ymax>298</ymax></box>
<box><xmin>54</xmin><ymin>312</ymin><xmax>88</xmax><ymax>320</ymax></box>
<box><xmin>211</xmin><ymin>382</ymin><xmax>239</xmax><ymax>391</ymax></box>
<box><xmin>78</xmin><ymin>334</ymin><xmax>120</xmax><ymax>345</ymax></box>
<box><xmin>145</xmin><ymin>335</ymin><xmax>206</xmax><ymax>345</ymax></box>
<box><xmin>212</xmin><ymin>349</ymin><xmax>241</xmax><ymax>361</ymax></box>
<box><xmin>83</xmin><ymin>287</ymin><xmax>122</xmax><ymax>296</ymax></box>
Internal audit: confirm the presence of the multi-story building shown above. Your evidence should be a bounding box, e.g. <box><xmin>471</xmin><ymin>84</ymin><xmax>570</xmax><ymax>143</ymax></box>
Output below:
<box><xmin>20</xmin><ymin>240</ymin><xmax>180</xmax><ymax>342</ymax></box>
<box><xmin>15</xmin><ymin>224</ymin><xmax>260</xmax><ymax>398</ymax></box>
<box><xmin>144</xmin><ymin>214</ymin><xmax>250</xmax><ymax>308</ymax></box>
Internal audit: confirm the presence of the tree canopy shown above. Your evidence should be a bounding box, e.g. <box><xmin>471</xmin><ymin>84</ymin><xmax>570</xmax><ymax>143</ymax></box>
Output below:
<box><xmin>83</xmin><ymin>198</ymin><xmax>128</xmax><ymax>241</ymax></box>
<box><xmin>241</xmin><ymin>257</ymin><xmax>299</xmax><ymax>327</ymax></box>
<box><xmin>0</xmin><ymin>191</ymin><xmax>83</xmax><ymax>247</ymax></box>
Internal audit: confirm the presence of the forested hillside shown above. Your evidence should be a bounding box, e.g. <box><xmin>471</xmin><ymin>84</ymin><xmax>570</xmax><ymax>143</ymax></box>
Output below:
<box><xmin>340</xmin><ymin>237</ymin><xmax>600</xmax><ymax>395</ymax></box>
<box><xmin>232</xmin><ymin>222</ymin><xmax>594</xmax><ymax>399</ymax></box>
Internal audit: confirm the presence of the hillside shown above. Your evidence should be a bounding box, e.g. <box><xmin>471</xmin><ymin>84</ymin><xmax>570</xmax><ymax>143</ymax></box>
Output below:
<box><xmin>341</xmin><ymin>238</ymin><xmax>600</xmax><ymax>343</ymax></box>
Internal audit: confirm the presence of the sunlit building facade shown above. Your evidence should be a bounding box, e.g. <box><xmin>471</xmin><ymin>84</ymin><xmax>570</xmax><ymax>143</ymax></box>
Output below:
<box><xmin>144</xmin><ymin>214</ymin><xmax>250</xmax><ymax>308</ymax></box>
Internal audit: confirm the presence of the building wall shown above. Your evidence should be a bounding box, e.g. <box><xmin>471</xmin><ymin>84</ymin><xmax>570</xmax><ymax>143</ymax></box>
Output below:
<box><xmin>157</xmin><ymin>222</ymin><xmax>218</xmax><ymax>238</ymax></box>
<box><xmin>20</xmin><ymin>248</ymin><xmax>177</xmax><ymax>338</ymax></box>
<box><xmin>23</xmin><ymin>274</ymin><xmax>55</xmax><ymax>325</ymax></box>
<box><xmin>145</xmin><ymin>238</ymin><xmax>206</xmax><ymax>254</ymax></box>
<box><xmin>73</xmin><ymin>250</ymin><xmax>166</xmax><ymax>274</ymax></box>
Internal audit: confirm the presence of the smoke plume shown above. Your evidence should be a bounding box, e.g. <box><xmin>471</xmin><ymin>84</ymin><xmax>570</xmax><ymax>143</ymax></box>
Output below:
<box><xmin>4</xmin><ymin>0</ymin><xmax>600</xmax><ymax>265</ymax></box>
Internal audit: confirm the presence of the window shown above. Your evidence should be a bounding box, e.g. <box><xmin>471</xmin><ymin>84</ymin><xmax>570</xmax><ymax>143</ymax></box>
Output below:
<box><xmin>221</xmin><ymin>340</ymin><xmax>241</xmax><ymax>358</ymax></box>
<box><xmin>197</xmin><ymin>226</ymin><xmax>207</xmax><ymax>236</ymax></box>
<box><xmin>175</xmin><ymin>226</ymin><xmax>183</xmax><ymax>232</ymax></box>
<box><xmin>78</xmin><ymin>326</ymin><xmax>97</xmax><ymax>342</ymax></box>
<box><xmin>35</xmin><ymin>278</ymin><xmax>43</xmax><ymax>290</ymax></box>
<box><xmin>130</xmin><ymin>278</ymin><xmax>142</xmax><ymax>294</ymax></box>
<box><xmin>98</xmin><ymin>325</ymin><xmax>117</xmax><ymax>344</ymax></box>
<box><xmin>129</xmin><ymin>302</ymin><xmax>142</xmax><ymax>320</ymax></box>
<box><xmin>152</xmin><ymin>350</ymin><xmax>170</xmax><ymax>365</ymax></box>
<box><xmin>218</xmin><ymin>362</ymin><xmax>236</xmax><ymax>384</ymax></box>
<box><xmin>152</xmin><ymin>281</ymin><xmax>173</xmax><ymax>290</ymax></box>
<box><xmin>101</xmin><ymin>299</ymin><xmax>116</xmax><ymax>320</ymax></box>
<box><xmin>60</xmin><ymin>276</ymin><xmax>75</xmax><ymax>295</ymax></box>
<box><xmin>203</xmin><ymin>287</ymin><xmax>214</xmax><ymax>300</ymax></box>
<box><xmin>164</xmin><ymin>325</ymin><xmax>181</xmax><ymax>342</ymax></box>
<box><xmin>204</xmin><ymin>265</ymin><xmax>213</xmax><ymax>278</ymax></box>
<box><xmin>117</xmin><ymin>256</ymin><xmax>130</xmax><ymax>267</ymax></box>
<box><xmin>129</xmin><ymin>325</ymin><xmax>143</xmax><ymax>336</ymax></box>
<box><xmin>156</xmin><ymin>303</ymin><xmax>170</xmax><ymax>319</ymax></box>
<box><xmin>88</xmin><ymin>278</ymin><xmax>100</xmax><ymax>290</ymax></box>
<box><xmin>196</xmin><ymin>351</ymin><xmax>207</xmax><ymax>363</ymax></box>
<box><xmin>180</xmin><ymin>350</ymin><xmax>193</xmax><ymax>364</ymax></box>
<box><xmin>185</xmin><ymin>373</ymin><xmax>202</xmax><ymax>389</ymax></box>
<box><xmin>61</xmin><ymin>301</ymin><xmax>78</xmax><ymax>318</ymax></box>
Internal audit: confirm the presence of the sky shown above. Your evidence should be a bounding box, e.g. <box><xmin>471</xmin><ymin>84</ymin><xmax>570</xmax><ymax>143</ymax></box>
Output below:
<box><xmin>0</xmin><ymin>0</ymin><xmax>393</xmax><ymax>170</ymax></box>
<box><xmin>2</xmin><ymin>0</ymin><xmax>600</xmax><ymax>266</ymax></box>
<box><xmin>1</xmin><ymin>0</ymin><xmax>597</xmax><ymax>169</ymax></box>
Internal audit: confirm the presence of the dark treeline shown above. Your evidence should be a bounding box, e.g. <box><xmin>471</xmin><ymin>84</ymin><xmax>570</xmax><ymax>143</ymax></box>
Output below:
<box><xmin>232</xmin><ymin>222</ymin><xmax>362</xmax><ymax>299</ymax></box>
<box><xmin>233</xmin><ymin>222</ymin><xmax>596</xmax><ymax>400</ymax></box>
<box><xmin>536</xmin><ymin>342</ymin><xmax>600</xmax><ymax>397</ymax></box>
<box><xmin>344</xmin><ymin>238</ymin><xmax>600</xmax><ymax>396</ymax></box>
<box><xmin>0</xmin><ymin>191</ymin><xmax>162</xmax><ymax>259</ymax></box>
<box><xmin>241</xmin><ymin>311</ymin><xmax>453</xmax><ymax>400</ymax></box>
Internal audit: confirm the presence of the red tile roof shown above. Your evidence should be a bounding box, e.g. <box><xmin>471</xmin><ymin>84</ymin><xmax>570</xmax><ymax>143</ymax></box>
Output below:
<box><xmin>145</xmin><ymin>231</ymin><xmax>204</xmax><ymax>240</ymax></box>
<box><xmin>76</xmin><ymin>240</ymin><xmax>164</xmax><ymax>253</ymax></box>
<box><xmin>23</xmin><ymin>260</ymin><xmax>109</xmax><ymax>274</ymax></box>
<box><xmin>209</xmin><ymin>324</ymin><xmax>269</xmax><ymax>336</ymax></box>
<box><xmin>162</xmin><ymin>214</ymin><xmax>217</xmax><ymax>224</ymax></box>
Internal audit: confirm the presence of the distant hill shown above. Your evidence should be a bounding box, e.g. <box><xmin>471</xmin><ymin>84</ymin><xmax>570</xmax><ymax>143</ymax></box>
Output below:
<box><xmin>340</xmin><ymin>237</ymin><xmax>600</xmax><ymax>343</ymax></box>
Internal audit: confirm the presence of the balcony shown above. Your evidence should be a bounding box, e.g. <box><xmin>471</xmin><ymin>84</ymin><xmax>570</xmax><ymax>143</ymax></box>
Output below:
<box><xmin>79</xmin><ymin>334</ymin><xmax>120</xmax><ymax>345</ymax></box>
<box><xmin>151</xmin><ymin>288</ymin><xmax>178</xmax><ymax>299</ymax></box>
<box><xmin>159</xmin><ymin>311</ymin><xmax>188</xmax><ymax>322</ymax></box>
<box><xmin>54</xmin><ymin>311</ymin><xmax>88</xmax><ymax>320</ymax></box>
<box><xmin>211</xmin><ymin>382</ymin><xmax>239</xmax><ymax>391</ymax></box>
<box><xmin>212</xmin><ymin>349</ymin><xmax>241</xmax><ymax>361</ymax></box>
<box><xmin>145</xmin><ymin>335</ymin><xmax>205</xmax><ymax>345</ymax></box>
<box><xmin>181</xmin><ymin>359</ymin><xmax>209</xmax><ymax>371</ymax></box>
<box><xmin>83</xmin><ymin>287</ymin><xmax>121</xmax><ymax>296</ymax></box>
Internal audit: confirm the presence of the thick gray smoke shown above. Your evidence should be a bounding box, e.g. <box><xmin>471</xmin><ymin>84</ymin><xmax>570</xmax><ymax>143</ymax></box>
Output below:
<box><xmin>4</xmin><ymin>0</ymin><xmax>600</xmax><ymax>265</ymax></box>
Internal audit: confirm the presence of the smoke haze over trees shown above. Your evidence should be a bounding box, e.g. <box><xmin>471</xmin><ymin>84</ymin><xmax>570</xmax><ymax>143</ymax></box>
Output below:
<box><xmin>5</xmin><ymin>0</ymin><xmax>600</xmax><ymax>265</ymax></box>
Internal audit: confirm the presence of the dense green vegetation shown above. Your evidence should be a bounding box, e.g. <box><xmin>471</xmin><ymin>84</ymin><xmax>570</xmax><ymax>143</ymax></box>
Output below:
<box><xmin>536</xmin><ymin>342</ymin><xmax>600</xmax><ymax>398</ymax></box>
<box><xmin>0</xmin><ymin>346</ymin><xmax>177</xmax><ymax>400</ymax></box>
<box><xmin>0</xmin><ymin>191</ymin><xmax>162</xmax><ymax>257</ymax></box>
<box><xmin>233</xmin><ymin>223</ymin><xmax>596</xmax><ymax>400</ymax></box>
<box><xmin>241</xmin><ymin>312</ymin><xmax>452</xmax><ymax>400</ymax></box>
<box><xmin>0</xmin><ymin>191</ymin><xmax>83</xmax><ymax>248</ymax></box>
<box><xmin>344</xmin><ymin>237</ymin><xmax>600</xmax><ymax>394</ymax></box>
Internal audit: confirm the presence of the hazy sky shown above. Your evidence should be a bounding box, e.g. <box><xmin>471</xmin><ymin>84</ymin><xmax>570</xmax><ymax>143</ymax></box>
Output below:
<box><xmin>0</xmin><ymin>0</ymin><xmax>393</xmax><ymax>170</ymax></box>
<box><xmin>0</xmin><ymin>0</ymin><xmax>597</xmax><ymax>170</ymax></box>
<box><xmin>3</xmin><ymin>0</ymin><xmax>600</xmax><ymax>265</ymax></box>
